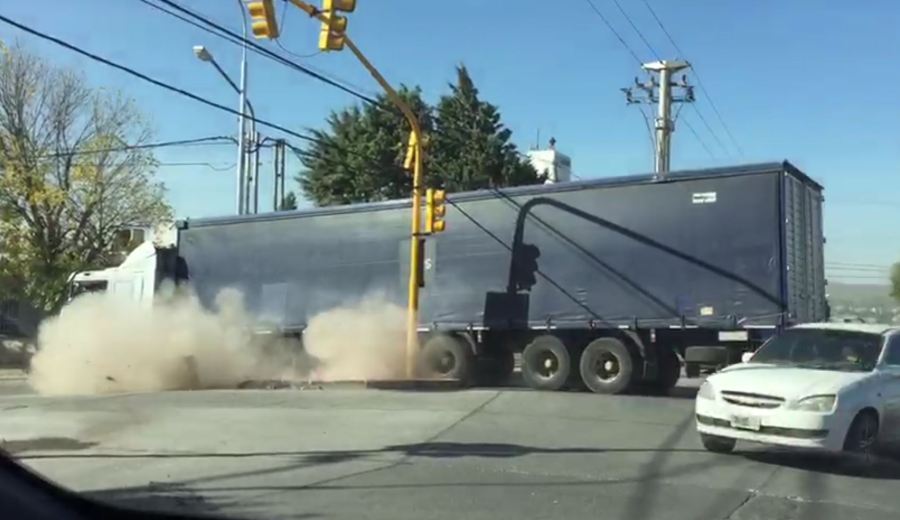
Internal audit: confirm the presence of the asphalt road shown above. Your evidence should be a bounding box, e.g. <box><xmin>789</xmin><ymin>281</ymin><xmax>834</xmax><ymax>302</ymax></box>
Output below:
<box><xmin>2</xmin><ymin>374</ymin><xmax>900</xmax><ymax>520</ymax></box>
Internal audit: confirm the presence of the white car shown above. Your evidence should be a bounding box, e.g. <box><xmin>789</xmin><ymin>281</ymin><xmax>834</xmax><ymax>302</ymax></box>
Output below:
<box><xmin>695</xmin><ymin>323</ymin><xmax>900</xmax><ymax>455</ymax></box>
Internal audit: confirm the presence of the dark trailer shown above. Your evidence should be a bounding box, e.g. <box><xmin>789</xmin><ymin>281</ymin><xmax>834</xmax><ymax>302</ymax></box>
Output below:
<box><xmin>175</xmin><ymin>161</ymin><xmax>826</xmax><ymax>393</ymax></box>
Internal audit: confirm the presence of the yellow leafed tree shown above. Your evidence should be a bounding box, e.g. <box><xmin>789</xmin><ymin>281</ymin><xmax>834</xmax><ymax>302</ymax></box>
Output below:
<box><xmin>0</xmin><ymin>44</ymin><xmax>171</xmax><ymax>310</ymax></box>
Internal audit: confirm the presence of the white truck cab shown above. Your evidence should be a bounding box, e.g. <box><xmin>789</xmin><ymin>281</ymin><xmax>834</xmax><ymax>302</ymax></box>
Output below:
<box><xmin>67</xmin><ymin>241</ymin><xmax>159</xmax><ymax>308</ymax></box>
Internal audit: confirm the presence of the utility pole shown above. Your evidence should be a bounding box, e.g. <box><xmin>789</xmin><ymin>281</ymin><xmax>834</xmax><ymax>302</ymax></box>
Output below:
<box><xmin>622</xmin><ymin>60</ymin><xmax>693</xmax><ymax>177</ymax></box>
<box><xmin>273</xmin><ymin>139</ymin><xmax>286</xmax><ymax>211</ymax></box>
<box><xmin>236</xmin><ymin>1</ymin><xmax>249</xmax><ymax>214</ymax></box>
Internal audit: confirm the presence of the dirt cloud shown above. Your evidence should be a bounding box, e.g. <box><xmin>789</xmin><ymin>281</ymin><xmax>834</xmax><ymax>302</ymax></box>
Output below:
<box><xmin>28</xmin><ymin>288</ymin><xmax>411</xmax><ymax>395</ymax></box>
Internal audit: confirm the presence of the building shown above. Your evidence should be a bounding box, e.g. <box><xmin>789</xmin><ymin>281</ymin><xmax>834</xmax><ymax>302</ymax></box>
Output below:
<box><xmin>527</xmin><ymin>138</ymin><xmax>573</xmax><ymax>184</ymax></box>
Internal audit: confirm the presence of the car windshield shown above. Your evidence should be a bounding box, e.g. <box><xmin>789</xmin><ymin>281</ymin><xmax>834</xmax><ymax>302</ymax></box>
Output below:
<box><xmin>750</xmin><ymin>328</ymin><xmax>883</xmax><ymax>372</ymax></box>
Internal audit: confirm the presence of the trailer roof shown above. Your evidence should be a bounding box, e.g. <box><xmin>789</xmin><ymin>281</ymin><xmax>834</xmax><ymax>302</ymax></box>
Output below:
<box><xmin>181</xmin><ymin>160</ymin><xmax>819</xmax><ymax>229</ymax></box>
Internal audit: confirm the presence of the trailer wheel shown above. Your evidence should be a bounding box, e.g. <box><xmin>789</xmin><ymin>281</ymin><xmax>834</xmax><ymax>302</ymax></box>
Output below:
<box><xmin>522</xmin><ymin>335</ymin><xmax>571</xmax><ymax>391</ymax></box>
<box><xmin>579</xmin><ymin>337</ymin><xmax>635</xmax><ymax>395</ymax></box>
<box><xmin>420</xmin><ymin>335</ymin><xmax>473</xmax><ymax>382</ymax></box>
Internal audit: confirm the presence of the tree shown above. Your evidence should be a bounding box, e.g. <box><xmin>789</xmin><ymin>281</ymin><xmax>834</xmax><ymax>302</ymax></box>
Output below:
<box><xmin>298</xmin><ymin>65</ymin><xmax>542</xmax><ymax>206</ymax></box>
<box><xmin>0</xmin><ymin>44</ymin><xmax>171</xmax><ymax>310</ymax></box>
<box><xmin>891</xmin><ymin>262</ymin><xmax>900</xmax><ymax>303</ymax></box>
<box><xmin>298</xmin><ymin>87</ymin><xmax>432</xmax><ymax>206</ymax></box>
<box><xmin>279</xmin><ymin>191</ymin><xmax>298</xmax><ymax>211</ymax></box>
<box><xmin>429</xmin><ymin>65</ymin><xmax>542</xmax><ymax>192</ymax></box>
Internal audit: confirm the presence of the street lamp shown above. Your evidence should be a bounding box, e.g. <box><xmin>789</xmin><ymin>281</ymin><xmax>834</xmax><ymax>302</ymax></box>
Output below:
<box><xmin>191</xmin><ymin>44</ymin><xmax>256</xmax><ymax>215</ymax></box>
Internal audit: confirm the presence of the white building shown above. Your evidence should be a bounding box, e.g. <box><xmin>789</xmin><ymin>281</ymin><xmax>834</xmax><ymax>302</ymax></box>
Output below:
<box><xmin>527</xmin><ymin>137</ymin><xmax>573</xmax><ymax>184</ymax></box>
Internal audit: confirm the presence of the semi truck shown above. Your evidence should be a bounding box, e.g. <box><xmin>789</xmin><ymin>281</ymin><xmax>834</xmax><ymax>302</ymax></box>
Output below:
<box><xmin>68</xmin><ymin>161</ymin><xmax>827</xmax><ymax>394</ymax></box>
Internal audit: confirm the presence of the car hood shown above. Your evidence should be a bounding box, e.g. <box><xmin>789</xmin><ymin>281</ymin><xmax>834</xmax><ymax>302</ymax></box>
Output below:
<box><xmin>708</xmin><ymin>364</ymin><xmax>872</xmax><ymax>400</ymax></box>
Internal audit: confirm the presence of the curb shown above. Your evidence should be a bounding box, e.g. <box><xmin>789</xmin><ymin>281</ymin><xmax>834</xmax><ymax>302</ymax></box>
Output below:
<box><xmin>0</xmin><ymin>369</ymin><xmax>28</xmax><ymax>381</ymax></box>
<box><xmin>236</xmin><ymin>378</ymin><xmax>463</xmax><ymax>391</ymax></box>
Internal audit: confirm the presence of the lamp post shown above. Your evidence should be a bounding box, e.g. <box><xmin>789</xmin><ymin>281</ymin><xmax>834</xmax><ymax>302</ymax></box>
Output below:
<box><xmin>192</xmin><ymin>3</ymin><xmax>254</xmax><ymax>214</ymax></box>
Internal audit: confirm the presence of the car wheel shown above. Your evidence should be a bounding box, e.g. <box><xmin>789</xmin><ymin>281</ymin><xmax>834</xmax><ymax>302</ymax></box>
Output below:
<box><xmin>521</xmin><ymin>335</ymin><xmax>571</xmax><ymax>391</ymax></box>
<box><xmin>843</xmin><ymin>410</ymin><xmax>879</xmax><ymax>455</ymax></box>
<box><xmin>700</xmin><ymin>433</ymin><xmax>736</xmax><ymax>454</ymax></box>
<box><xmin>579</xmin><ymin>337</ymin><xmax>635</xmax><ymax>395</ymax></box>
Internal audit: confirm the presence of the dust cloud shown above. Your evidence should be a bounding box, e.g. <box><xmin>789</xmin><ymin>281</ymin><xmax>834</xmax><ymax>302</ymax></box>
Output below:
<box><xmin>304</xmin><ymin>296</ymin><xmax>410</xmax><ymax>381</ymax></box>
<box><xmin>28</xmin><ymin>288</ymin><xmax>413</xmax><ymax>396</ymax></box>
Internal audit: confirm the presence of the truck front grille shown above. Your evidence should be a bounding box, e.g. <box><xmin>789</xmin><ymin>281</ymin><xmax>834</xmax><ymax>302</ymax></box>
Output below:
<box><xmin>720</xmin><ymin>390</ymin><xmax>784</xmax><ymax>409</ymax></box>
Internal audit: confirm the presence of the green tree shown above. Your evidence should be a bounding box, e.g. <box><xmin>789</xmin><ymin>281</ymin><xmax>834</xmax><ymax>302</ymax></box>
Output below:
<box><xmin>279</xmin><ymin>191</ymin><xmax>298</xmax><ymax>211</ymax></box>
<box><xmin>0</xmin><ymin>44</ymin><xmax>171</xmax><ymax>310</ymax></box>
<box><xmin>429</xmin><ymin>65</ymin><xmax>542</xmax><ymax>191</ymax></box>
<box><xmin>891</xmin><ymin>262</ymin><xmax>900</xmax><ymax>303</ymax></box>
<box><xmin>298</xmin><ymin>87</ymin><xmax>432</xmax><ymax>206</ymax></box>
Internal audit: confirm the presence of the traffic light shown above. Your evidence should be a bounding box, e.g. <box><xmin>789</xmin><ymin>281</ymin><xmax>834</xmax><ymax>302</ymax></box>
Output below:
<box><xmin>425</xmin><ymin>188</ymin><xmax>447</xmax><ymax>234</ymax></box>
<box><xmin>246</xmin><ymin>0</ymin><xmax>280</xmax><ymax>39</ymax></box>
<box><xmin>319</xmin><ymin>0</ymin><xmax>356</xmax><ymax>51</ymax></box>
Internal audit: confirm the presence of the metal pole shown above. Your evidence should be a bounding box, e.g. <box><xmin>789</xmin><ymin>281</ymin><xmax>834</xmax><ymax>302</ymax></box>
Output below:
<box><xmin>273</xmin><ymin>141</ymin><xmax>280</xmax><ymax>211</ymax></box>
<box><xmin>656</xmin><ymin>66</ymin><xmax>672</xmax><ymax>175</ymax></box>
<box><xmin>640</xmin><ymin>60</ymin><xmax>689</xmax><ymax>178</ymax></box>
<box><xmin>285</xmin><ymin>0</ymin><xmax>428</xmax><ymax>378</ymax></box>
<box><xmin>253</xmin><ymin>131</ymin><xmax>260</xmax><ymax>214</ymax></box>
<box><xmin>343</xmin><ymin>36</ymin><xmax>425</xmax><ymax>379</ymax></box>
<box><xmin>279</xmin><ymin>141</ymin><xmax>286</xmax><ymax>209</ymax></box>
<box><xmin>235</xmin><ymin>0</ymin><xmax>249</xmax><ymax>215</ymax></box>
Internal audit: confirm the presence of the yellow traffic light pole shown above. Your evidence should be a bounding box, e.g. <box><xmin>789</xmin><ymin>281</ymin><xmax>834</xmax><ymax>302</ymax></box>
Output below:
<box><xmin>283</xmin><ymin>0</ymin><xmax>426</xmax><ymax>378</ymax></box>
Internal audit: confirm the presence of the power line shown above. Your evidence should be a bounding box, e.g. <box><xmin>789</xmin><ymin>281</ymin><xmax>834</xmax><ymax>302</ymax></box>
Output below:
<box><xmin>140</xmin><ymin>0</ymin><xmax>369</xmax><ymax>100</ymax></box>
<box><xmin>680</xmin><ymin>116</ymin><xmax>716</xmax><ymax>159</ymax></box>
<box><xmin>584</xmin><ymin>0</ymin><xmax>726</xmax><ymax>163</ymax></box>
<box><xmin>608</xmin><ymin>0</ymin><xmax>660</xmax><ymax>61</ymax></box>
<box><xmin>687</xmin><ymin>104</ymin><xmax>730</xmax><ymax>156</ymax></box>
<box><xmin>36</xmin><ymin>136</ymin><xmax>236</xmax><ymax>159</ymax></box>
<box><xmin>149</xmin><ymin>0</ymin><xmax>382</xmax><ymax>107</ymax></box>
<box><xmin>826</xmin><ymin>274</ymin><xmax>890</xmax><ymax>281</ymax></box>
<box><xmin>0</xmin><ymin>13</ymin><xmax>320</xmax><ymax>144</ymax></box>
<box><xmin>828</xmin><ymin>262</ymin><xmax>892</xmax><ymax>268</ymax></box>
<box><xmin>158</xmin><ymin>162</ymin><xmax>237</xmax><ymax>171</ymax></box>
<box><xmin>638</xmin><ymin>0</ymin><xmax>744</xmax><ymax>156</ymax></box>
<box><xmin>275</xmin><ymin>0</ymin><xmax>323</xmax><ymax>59</ymax></box>
<box><xmin>581</xmin><ymin>0</ymin><xmax>643</xmax><ymax>65</ymax></box>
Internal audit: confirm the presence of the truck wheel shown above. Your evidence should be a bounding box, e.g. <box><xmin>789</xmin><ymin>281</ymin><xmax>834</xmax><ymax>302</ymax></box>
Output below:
<box><xmin>645</xmin><ymin>347</ymin><xmax>681</xmax><ymax>394</ymax></box>
<box><xmin>685</xmin><ymin>362</ymin><xmax>701</xmax><ymax>378</ymax></box>
<box><xmin>420</xmin><ymin>335</ymin><xmax>473</xmax><ymax>382</ymax></box>
<box><xmin>476</xmin><ymin>347</ymin><xmax>515</xmax><ymax>386</ymax></box>
<box><xmin>700</xmin><ymin>433</ymin><xmax>736</xmax><ymax>454</ymax></box>
<box><xmin>579</xmin><ymin>337</ymin><xmax>635</xmax><ymax>395</ymax></box>
<box><xmin>522</xmin><ymin>335</ymin><xmax>571</xmax><ymax>391</ymax></box>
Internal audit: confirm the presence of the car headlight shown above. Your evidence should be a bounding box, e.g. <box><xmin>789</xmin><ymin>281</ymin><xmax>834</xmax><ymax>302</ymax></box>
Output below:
<box><xmin>789</xmin><ymin>394</ymin><xmax>836</xmax><ymax>412</ymax></box>
<box><xmin>697</xmin><ymin>381</ymin><xmax>715</xmax><ymax>400</ymax></box>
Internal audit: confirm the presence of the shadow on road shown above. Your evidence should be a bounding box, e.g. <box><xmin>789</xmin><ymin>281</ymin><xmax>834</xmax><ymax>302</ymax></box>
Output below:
<box><xmin>2</xmin><ymin>437</ymin><xmax>97</xmax><ymax>454</ymax></box>
<box><xmin>15</xmin><ymin>441</ymin><xmax>705</xmax><ymax>463</ymax></box>
<box><xmin>742</xmin><ymin>449</ymin><xmax>900</xmax><ymax>480</ymax></box>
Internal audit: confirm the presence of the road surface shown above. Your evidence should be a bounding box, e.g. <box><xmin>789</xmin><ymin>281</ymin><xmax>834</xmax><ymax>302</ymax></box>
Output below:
<box><xmin>2</xmin><ymin>373</ymin><xmax>900</xmax><ymax>519</ymax></box>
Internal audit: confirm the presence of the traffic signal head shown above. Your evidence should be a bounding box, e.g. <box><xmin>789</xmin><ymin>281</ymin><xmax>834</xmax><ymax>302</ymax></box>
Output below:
<box><xmin>425</xmin><ymin>188</ymin><xmax>447</xmax><ymax>234</ymax></box>
<box><xmin>319</xmin><ymin>0</ymin><xmax>357</xmax><ymax>51</ymax></box>
<box><xmin>246</xmin><ymin>0</ymin><xmax>279</xmax><ymax>39</ymax></box>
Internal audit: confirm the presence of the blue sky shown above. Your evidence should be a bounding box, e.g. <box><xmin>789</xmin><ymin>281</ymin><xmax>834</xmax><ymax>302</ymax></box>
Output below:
<box><xmin>1</xmin><ymin>0</ymin><xmax>898</xmax><ymax>282</ymax></box>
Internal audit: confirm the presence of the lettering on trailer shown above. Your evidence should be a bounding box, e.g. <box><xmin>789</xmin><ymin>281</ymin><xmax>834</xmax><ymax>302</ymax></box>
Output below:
<box><xmin>692</xmin><ymin>192</ymin><xmax>718</xmax><ymax>204</ymax></box>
